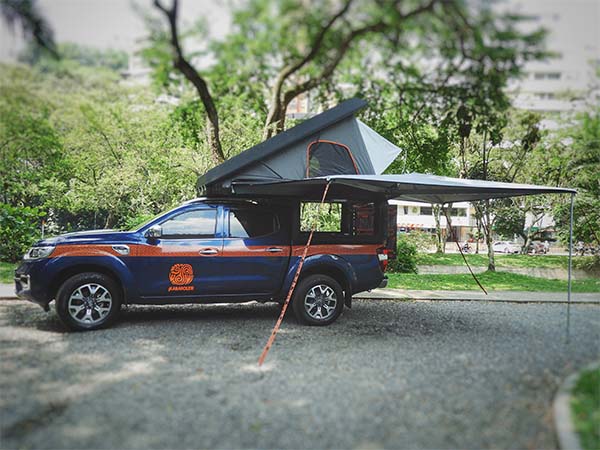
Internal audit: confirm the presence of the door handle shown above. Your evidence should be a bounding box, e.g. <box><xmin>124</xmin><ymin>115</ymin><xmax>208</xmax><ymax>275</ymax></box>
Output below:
<box><xmin>266</xmin><ymin>247</ymin><xmax>284</xmax><ymax>253</ymax></box>
<box><xmin>199</xmin><ymin>248</ymin><xmax>218</xmax><ymax>255</ymax></box>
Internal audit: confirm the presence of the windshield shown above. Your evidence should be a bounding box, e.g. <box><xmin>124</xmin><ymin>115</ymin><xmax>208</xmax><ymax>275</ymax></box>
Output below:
<box><xmin>128</xmin><ymin>205</ymin><xmax>182</xmax><ymax>232</ymax></box>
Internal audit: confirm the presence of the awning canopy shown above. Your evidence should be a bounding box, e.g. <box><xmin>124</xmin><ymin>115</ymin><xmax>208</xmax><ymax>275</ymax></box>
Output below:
<box><xmin>231</xmin><ymin>173</ymin><xmax>576</xmax><ymax>204</ymax></box>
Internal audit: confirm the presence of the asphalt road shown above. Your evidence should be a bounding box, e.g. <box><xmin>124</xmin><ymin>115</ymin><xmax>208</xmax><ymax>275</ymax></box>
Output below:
<box><xmin>1</xmin><ymin>298</ymin><xmax>598</xmax><ymax>449</ymax></box>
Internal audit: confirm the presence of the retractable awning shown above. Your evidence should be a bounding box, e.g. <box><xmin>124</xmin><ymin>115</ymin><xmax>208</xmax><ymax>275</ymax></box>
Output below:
<box><xmin>231</xmin><ymin>173</ymin><xmax>576</xmax><ymax>203</ymax></box>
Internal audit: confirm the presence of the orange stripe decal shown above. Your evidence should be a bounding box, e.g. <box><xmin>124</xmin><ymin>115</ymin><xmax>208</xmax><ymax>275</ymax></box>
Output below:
<box><xmin>50</xmin><ymin>243</ymin><xmax>380</xmax><ymax>258</ymax></box>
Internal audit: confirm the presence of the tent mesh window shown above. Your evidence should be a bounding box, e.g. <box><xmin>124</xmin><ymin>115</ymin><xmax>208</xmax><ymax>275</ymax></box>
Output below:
<box><xmin>306</xmin><ymin>140</ymin><xmax>359</xmax><ymax>177</ymax></box>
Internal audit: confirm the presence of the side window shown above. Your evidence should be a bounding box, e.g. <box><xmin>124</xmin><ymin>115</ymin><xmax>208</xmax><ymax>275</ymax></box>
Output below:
<box><xmin>229</xmin><ymin>209</ymin><xmax>279</xmax><ymax>238</ymax></box>
<box><xmin>161</xmin><ymin>209</ymin><xmax>217</xmax><ymax>238</ymax></box>
<box><xmin>300</xmin><ymin>202</ymin><xmax>342</xmax><ymax>232</ymax></box>
<box><xmin>352</xmin><ymin>202</ymin><xmax>376</xmax><ymax>236</ymax></box>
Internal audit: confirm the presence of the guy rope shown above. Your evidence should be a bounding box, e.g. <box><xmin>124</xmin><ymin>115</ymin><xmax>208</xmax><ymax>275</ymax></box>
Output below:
<box><xmin>258</xmin><ymin>181</ymin><xmax>332</xmax><ymax>366</ymax></box>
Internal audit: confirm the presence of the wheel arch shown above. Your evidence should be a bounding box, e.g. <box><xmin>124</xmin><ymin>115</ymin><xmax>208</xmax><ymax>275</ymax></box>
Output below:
<box><xmin>297</xmin><ymin>261</ymin><xmax>354</xmax><ymax>308</ymax></box>
<box><xmin>50</xmin><ymin>264</ymin><xmax>126</xmax><ymax>303</ymax></box>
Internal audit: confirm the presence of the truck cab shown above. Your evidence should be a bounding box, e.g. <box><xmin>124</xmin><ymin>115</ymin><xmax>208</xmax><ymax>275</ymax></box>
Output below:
<box><xmin>15</xmin><ymin>197</ymin><xmax>392</xmax><ymax>331</ymax></box>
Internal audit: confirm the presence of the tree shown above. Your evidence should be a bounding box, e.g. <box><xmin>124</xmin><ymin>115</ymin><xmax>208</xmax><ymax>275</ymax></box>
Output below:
<box><xmin>553</xmin><ymin>108</ymin><xmax>600</xmax><ymax>246</ymax></box>
<box><xmin>0</xmin><ymin>65</ymin><xmax>66</xmax><ymax>207</ymax></box>
<box><xmin>151</xmin><ymin>0</ymin><xmax>225</xmax><ymax>164</ymax></box>
<box><xmin>0</xmin><ymin>62</ymin><xmax>208</xmax><ymax>232</ymax></box>
<box><xmin>0</xmin><ymin>0</ymin><xmax>58</xmax><ymax>57</ymax></box>
<box><xmin>145</xmin><ymin>0</ymin><xmax>546</xmax><ymax>169</ymax></box>
<box><xmin>19</xmin><ymin>42</ymin><xmax>128</xmax><ymax>71</ymax></box>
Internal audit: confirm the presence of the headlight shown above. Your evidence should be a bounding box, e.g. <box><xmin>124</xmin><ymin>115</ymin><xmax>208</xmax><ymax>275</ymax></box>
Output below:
<box><xmin>24</xmin><ymin>246</ymin><xmax>55</xmax><ymax>260</ymax></box>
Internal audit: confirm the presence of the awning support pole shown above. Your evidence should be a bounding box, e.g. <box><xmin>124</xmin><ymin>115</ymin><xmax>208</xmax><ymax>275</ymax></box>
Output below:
<box><xmin>566</xmin><ymin>192</ymin><xmax>575</xmax><ymax>343</ymax></box>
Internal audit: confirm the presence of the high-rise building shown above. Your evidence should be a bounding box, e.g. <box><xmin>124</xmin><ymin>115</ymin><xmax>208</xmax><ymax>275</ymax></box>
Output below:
<box><xmin>505</xmin><ymin>0</ymin><xmax>599</xmax><ymax>115</ymax></box>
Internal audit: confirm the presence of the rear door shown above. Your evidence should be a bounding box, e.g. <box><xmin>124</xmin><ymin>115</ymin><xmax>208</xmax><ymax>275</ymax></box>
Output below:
<box><xmin>220</xmin><ymin>205</ymin><xmax>291</xmax><ymax>297</ymax></box>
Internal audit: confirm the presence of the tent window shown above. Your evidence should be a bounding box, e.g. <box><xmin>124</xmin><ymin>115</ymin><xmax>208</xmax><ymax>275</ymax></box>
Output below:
<box><xmin>306</xmin><ymin>140</ymin><xmax>359</xmax><ymax>178</ymax></box>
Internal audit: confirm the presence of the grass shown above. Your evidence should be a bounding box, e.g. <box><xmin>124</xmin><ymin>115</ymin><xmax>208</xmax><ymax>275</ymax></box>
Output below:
<box><xmin>415</xmin><ymin>253</ymin><xmax>585</xmax><ymax>269</ymax></box>
<box><xmin>0</xmin><ymin>261</ymin><xmax>16</xmax><ymax>284</ymax></box>
<box><xmin>571</xmin><ymin>368</ymin><xmax>600</xmax><ymax>450</ymax></box>
<box><xmin>387</xmin><ymin>271</ymin><xmax>600</xmax><ymax>292</ymax></box>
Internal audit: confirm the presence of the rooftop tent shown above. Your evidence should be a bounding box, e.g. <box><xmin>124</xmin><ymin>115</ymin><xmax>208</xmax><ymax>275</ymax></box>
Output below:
<box><xmin>198</xmin><ymin>98</ymin><xmax>402</xmax><ymax>195</ymax></box>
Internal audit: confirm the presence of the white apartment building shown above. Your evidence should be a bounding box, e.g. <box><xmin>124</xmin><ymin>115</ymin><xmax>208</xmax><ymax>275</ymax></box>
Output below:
<box><xmin>505</xmin><ymin>0</ymin><xmax>599</xmax><ymax>117</ymax></box>
<box><xmin>390</xmin><ymin>200</ymin><xmax>474</xmax><ymax>241</ymax></box>
<box><xmin>391</xmin><ymin>199</ymin><xmax>558</xmax><ymax>243</ymax></box>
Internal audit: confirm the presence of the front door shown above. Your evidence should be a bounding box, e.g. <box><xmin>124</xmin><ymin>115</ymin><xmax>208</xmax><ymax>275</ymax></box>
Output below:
<box><xmin>132</xmin><ymin>206</ymin><xmax>224</xmax><ymax>298</ymax></box>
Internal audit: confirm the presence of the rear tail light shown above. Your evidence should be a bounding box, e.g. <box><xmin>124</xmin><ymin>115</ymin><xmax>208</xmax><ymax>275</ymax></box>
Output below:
<box><xmin>376</xmin><ymin>246</ymin><xmax>389</xmax><ymax>272</ymax></box>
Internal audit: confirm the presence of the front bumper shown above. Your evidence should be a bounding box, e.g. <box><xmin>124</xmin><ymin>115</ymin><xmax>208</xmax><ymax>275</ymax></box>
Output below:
<box><xmin>15</xmin><ymin>262</ymin><xmax>52</xmax><ymax>310</ymax></box>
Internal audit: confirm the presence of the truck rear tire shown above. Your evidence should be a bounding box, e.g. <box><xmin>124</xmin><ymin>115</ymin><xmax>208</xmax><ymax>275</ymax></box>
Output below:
<box><xmin>55</xmin><ymin>272</ymin><xmax>122</xmax><ymax>331</ymax></box>
<box><xmin>291</xmin><ymin>274</ymin><xmax>344</xmax><ymax>326</ymax></box>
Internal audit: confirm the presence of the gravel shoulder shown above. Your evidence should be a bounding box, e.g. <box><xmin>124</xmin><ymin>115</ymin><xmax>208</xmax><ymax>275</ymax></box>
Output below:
<box><xmin>1</xmin><ymin>299</ymin><xmax>599</xmax><ymax>449</ymax></box>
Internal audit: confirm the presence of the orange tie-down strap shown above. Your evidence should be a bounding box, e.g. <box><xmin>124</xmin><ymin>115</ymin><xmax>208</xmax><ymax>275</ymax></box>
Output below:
<box><xmin>258</xmin><ymin>181</ymin><xmax>332</xmax><ymax>366</ymax></box>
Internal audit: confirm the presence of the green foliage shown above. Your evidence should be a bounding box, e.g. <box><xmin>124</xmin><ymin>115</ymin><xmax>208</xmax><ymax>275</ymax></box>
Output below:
<box><xmin>123</xmin><ymin>213</ymin><xmax>157</xmax><ymax>231</ymax></box>
<box><xmin>0</xmin><ymin>203</ymin><xmax>45</xmax><ymax>262</ymax></box>
<box><xmin>387</xmin><ymin>235</ymin><xmax>418</xmax><ymax>274</ymax></box>
<box><xmin>571</xmin><ymin>368</ymin><xmax>600</xmax><ymax>450</ymax></box>
<box><xmin>0</xmin><ymin>63</ymin><xmax>207</xmax><ymax>233</ymax></box>
<box><xmin>416</xmin><ymin>253</ymin><xmax>574</xmax><ymax>269</ymax></box>
<box><xmin>553</xmin><ymin>109</ymin><xmax>600</xmax><ymax>246</ymax></box>
<box><xmin>0</xmin><ymin>261</ymin><xmax>16</xmax><ymax>284</ymax></box>
<box><xmin>386</xmin><ymin>271</ymin><xmax>600</xmax><ymax>292</ymax></box>
<box><xmin>0</xmin><ymin>66</ymin><xmax>66</xmax><ymax>207</ymax></box>
<box><xmin>573</xmin><ymin>256</ymin><xmax>600</xmax><ymax>274</ymax></box>
<box><xmin>19</xmin><ymin>42</ymin><xmax>128</xmax><ymax>72</ymax></box>
<box><xmin>300</xmin><ymin>202</ymin><xmax>341</xmax><ymax>232</ymax></box>
<box><xmin>493</xmin><ymin>205</ymin><xmax>525</xmax><ymax>240</ymax></box>
<box><xmin>403</xmin><ymin>231</ymin><xmax>437</xmax><ymax>253</ymax></box>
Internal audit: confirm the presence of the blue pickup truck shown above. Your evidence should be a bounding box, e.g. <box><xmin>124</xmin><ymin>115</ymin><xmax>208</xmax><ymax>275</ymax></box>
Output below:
<box><xmin>15</xmin><ymin>198</ymin><xmax>392</xmax><ymax>331</ymax></box>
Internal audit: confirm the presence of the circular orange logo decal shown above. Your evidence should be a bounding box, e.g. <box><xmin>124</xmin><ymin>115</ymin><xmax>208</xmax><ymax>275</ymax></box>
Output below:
<box><xmin>169</xmin><ymin>264</ymin><xmax>194</xmax><ymax>285</ymax></box>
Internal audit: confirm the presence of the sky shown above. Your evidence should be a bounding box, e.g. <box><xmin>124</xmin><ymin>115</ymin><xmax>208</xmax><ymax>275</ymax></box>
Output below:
<box><xmin>0</xmin><ymin>0</ymin><xmax>597</xmax><ymax>80</ymax></box>
<box><xmin>0</xmin><ymin>0</ymin><xmax>232</xmax><ymax>62</ymax></box>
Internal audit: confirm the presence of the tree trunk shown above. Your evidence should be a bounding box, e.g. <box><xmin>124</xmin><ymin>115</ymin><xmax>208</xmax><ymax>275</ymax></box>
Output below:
<box><xmin>486</xmin><ymin>226</ymin><xmax>495</xmax><ymax>271</ymax></box>
<box><xmin>104</xmin><ymin>210</ymin><xmax>114</xmax><ymax>229</ymax></box>
<box><xmin>154</xmin><ymin>0</ymin><xmax>225</xmax><ymax>164</ymax></box>
<box><xmin>433</xmin><ymin>204</ymin><xmax>443</xmax><ymax>253</ymax></box>
<box><xmin>483</xmin><ymin>200</ymin><xmax>495</xmax><ymax>271</ymax></box>
<box><xmin>443</xmin><ymin>204</ymin><xmax>453</xmax><ymax>253</ymax></box>
<box><xmin>205</xmin><ymin>120</ymin><xmax>224</xmax><ymax>164</ymax></box>
<box><xmin>475</xmin><ymin>216</ymin><xmax>481</xmax><ymax>254</ymax></box>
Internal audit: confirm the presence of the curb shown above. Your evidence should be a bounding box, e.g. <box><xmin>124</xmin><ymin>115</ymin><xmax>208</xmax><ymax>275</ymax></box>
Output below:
<box><xmin>553</xmin><ymin>361</ymin><xmax>600</xmax><ymax>450</ymax></box>
<box><xmin>353</xmin><ymin>296</ymin><xmax>600</xmax><ymax>305</ymax></box>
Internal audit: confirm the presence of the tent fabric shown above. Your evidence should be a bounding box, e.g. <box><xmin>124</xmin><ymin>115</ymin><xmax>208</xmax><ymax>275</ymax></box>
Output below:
<box><xmin>230</xmin><ymin>173</ymin><xmax>576</xmax><ymax>204</ymax></box>
<box><xmin>199</xmin><ymin>98</ymin><xmax>369</xmax><ymax>191</ymax></box>
<box><xmin>198</xmin><ymin>98</ymin><xmax>406</xmax><ymax>194</ymax></box>
<box><xmin>240</xmin><ymin>117</ymin><xmax>374</xmax><ymax>184</ymax></box>
<box><xmin>356</xmin><ymin>119</ymin><xmax>402</xmax><ymax>174</ymax></box>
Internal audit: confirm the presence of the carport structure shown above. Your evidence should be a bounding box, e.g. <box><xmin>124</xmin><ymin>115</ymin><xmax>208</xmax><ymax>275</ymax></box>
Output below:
<box><xmin>198</xmin><ymin>98</ymin><xmax>577</xmax><ymax>364</ymax></box>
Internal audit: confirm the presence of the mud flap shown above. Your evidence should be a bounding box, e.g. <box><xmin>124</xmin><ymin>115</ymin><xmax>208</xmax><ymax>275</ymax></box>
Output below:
<box><xmin>344</xmin><ymin>290</ymin><xmax>352</xmax><ymax>308</ymax></box>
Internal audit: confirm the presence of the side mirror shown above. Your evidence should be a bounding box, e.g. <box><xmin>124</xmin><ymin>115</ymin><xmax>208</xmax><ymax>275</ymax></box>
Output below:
<box><xmin>145</xmin><ymin>225</ymin><xmax>162</xmax><ymax>239</ymax></box>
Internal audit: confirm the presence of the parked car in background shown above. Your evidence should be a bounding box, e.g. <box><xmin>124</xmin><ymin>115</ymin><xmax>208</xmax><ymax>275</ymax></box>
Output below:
<box><xmin>492</xmin><ymin>241</ymin><xmax>520</xmax><ymax>254</ymax></box>
<box><xmin>527</xmin><ymin>240</ymin><xmax>548</xmax><ymax>255</ymax></box>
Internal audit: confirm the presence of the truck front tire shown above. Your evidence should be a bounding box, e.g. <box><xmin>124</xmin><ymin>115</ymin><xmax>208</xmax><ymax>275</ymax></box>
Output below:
<box><xmin>291</xmin><ymin>274</ymin><xmax>344</xmax><ymax>326</ymax></box>
<box><xmin>55</xmin><ymin>272</ymin><xmax>122</xmax><ymax>331</ymax></box>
